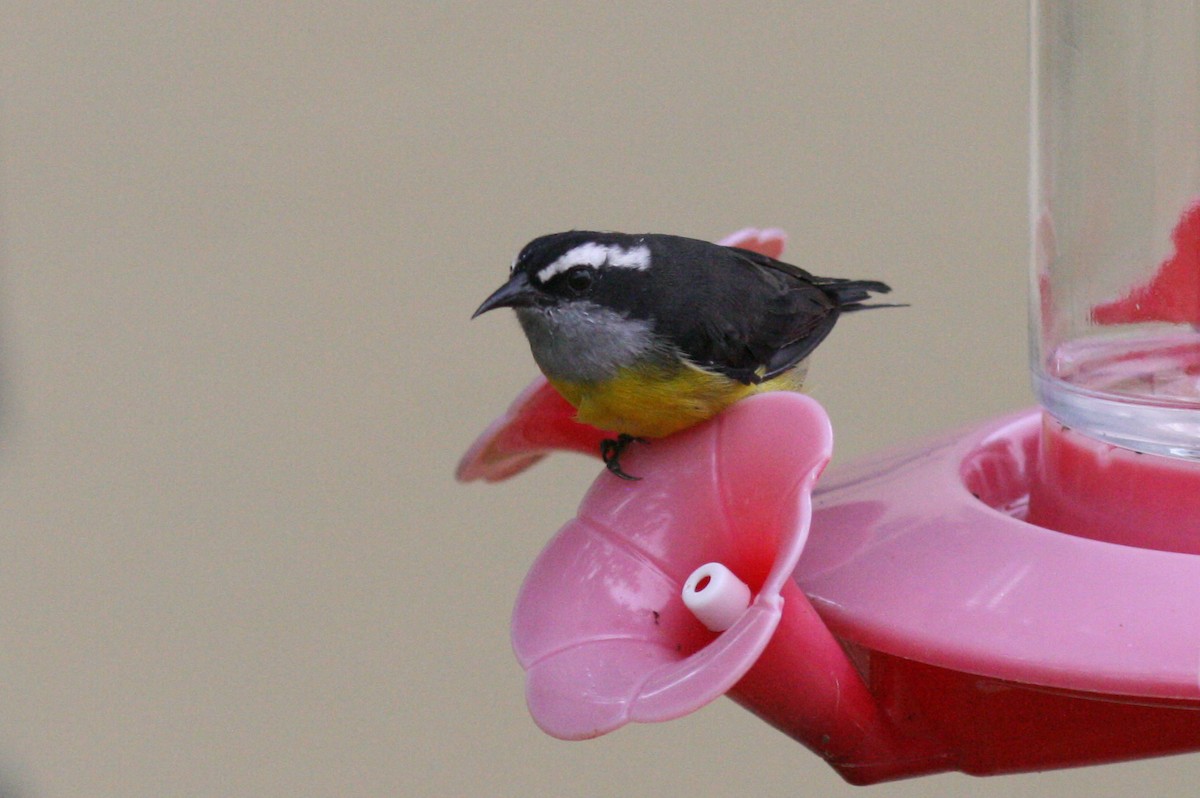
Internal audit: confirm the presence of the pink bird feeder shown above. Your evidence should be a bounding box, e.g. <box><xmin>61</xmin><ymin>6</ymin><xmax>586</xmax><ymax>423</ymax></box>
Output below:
<box><xmin>458</xmin><ymin>1</ymin><xmax>1200</xmax><ymax>785</ymax></box>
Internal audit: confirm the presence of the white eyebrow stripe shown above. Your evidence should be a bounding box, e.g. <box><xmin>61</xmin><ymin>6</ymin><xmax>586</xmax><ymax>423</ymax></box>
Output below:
<box><xmin>535</xmin><ymin>243</ymin><xmax>651</xmax><ymax>283</ymax></box>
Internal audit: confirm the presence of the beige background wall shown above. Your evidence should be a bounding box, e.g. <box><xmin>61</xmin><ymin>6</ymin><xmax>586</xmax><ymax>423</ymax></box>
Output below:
<box><xmin>0</xmin><ymin>3</ymin><xmax>1191</xmax><ymax>796</ymax></box>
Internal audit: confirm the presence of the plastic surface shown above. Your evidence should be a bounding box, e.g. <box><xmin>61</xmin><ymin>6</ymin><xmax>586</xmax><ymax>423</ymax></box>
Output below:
<box><xmin>682</xmin><ymin>563</ymin><xmax>753</xmax><ymax>632</ymax></box>
<box><xmin>509</xmin><ymin>391</ymin><xmax>832</xmax><ymax>739</ymax></box>
<box><xmin>460</xmin><ymin>388</ymin><xmax>1200</xmax><ymax>782</ymax></box>
<box><xmin>459</xmin><ymin>222</ymin><xmax>1200</xmax><ymax>782</ymax></box>
<box><xmin>1028</xmin><ymin>413</ymin><xmax>1200</xmax><ymax>553</ymax></box>
<box><xmin>804</xmin><ymin>409</ymin><xmax>1200</xmax><ymax>701</ymax></box>
<box><xmin>455</xmin><ymin>376</ymin><xmax>606</xmax><ymax>482</ymax></box>
<box><xmin>463</xmin><ymin>385</ymin><xmax>1200</xmax><ymax>704</ymax></box>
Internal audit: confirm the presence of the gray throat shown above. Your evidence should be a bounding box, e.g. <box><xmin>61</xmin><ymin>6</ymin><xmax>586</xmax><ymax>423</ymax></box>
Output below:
<box><xmin>515</xmin><ymin>302</ymin><xmax>663</xmax><ymax>384</ymax></box>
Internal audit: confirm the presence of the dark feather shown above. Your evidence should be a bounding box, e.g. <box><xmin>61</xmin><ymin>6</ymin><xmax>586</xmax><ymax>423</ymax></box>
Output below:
<box><xmin>505</xmin><ymin>230</ymin><xmax>899</xmax><ymax>387</ymax></box>
<box><xmin>653</xmin><ymin>240</ymin><xmax>895</xmax><ymax>384</ymax></box>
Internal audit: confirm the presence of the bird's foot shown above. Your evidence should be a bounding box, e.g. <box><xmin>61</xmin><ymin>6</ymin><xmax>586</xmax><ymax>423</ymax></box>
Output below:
<box><xmin>600</xmin><ymin>434</ymin><xmax>647</xmax><ymax>481</ymax></box>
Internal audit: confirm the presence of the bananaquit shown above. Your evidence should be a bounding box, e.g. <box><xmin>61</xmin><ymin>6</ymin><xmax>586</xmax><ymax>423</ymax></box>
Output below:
<box><xmin>473</xmin><ymin>231</ymin><xmax>897</xmax><ymax>479</ymax></box>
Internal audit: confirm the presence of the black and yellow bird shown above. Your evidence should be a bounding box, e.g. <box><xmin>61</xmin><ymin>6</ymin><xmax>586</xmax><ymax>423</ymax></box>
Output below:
<box><xmin>473</xmin><ymin>231</ymin><xmax>897</xmax><ymax>479</ymax></box>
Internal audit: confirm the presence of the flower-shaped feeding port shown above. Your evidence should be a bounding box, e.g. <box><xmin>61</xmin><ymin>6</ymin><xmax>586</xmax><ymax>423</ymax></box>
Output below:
<box><xmin>460</xmin><ymin>223</ymin><xmax>1200</xmax><ymax>781</ymax></box>
<box><xmin>465</xmin><ymin>389</ymin><xmax>934</xmax><ymax>783</ymax></box>
<box><xmin>454</xmin><ymin>375</ymin><xmax>606</xmax><ymax>483</ymax></box>
<box><xmin>459</xmin><ymin>228</ymin><xmax>832</xmax><ymax>735</ymax></box>
<box><xmin>509</xmin><ymin>392</ymin><xmax>830</xmax><ymax>739</ymax></box>
<box><xmin>459</xmin><ymin>228</ymin><xmax>945</xmax><ymax>784</ymax></box>
<box><xmin>462</xmin><ymin>386</ymin><xmax>1200</xmax><ymax>783</ymax></box>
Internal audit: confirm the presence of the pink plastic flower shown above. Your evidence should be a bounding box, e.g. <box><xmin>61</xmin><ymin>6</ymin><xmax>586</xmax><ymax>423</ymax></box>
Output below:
<box><xmin>510</xmin><ymin>392</ymin><xmax>832</xmax><ymax>738</ymax></box>
<box><xmin>457</xmin><ymin>230</ymin><xmax>914</xmax><ymax>768</ymax></box>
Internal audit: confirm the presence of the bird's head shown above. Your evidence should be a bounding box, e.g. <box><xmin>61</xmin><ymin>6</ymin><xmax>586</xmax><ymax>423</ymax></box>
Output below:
<box><xmin>472</xmin><ymin>231</ymin><xmax>656</xmax><ymax>318</ymax></box>
<box><xmin>472</xmin><ymin>231</ymin><xmax>667</xmax><ymax>384</ymax></box>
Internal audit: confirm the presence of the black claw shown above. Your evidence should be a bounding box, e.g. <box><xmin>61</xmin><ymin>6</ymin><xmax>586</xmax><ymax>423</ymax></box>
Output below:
<box><xmin>600</xmin><ymin>434</ymin><xmax>646</xmax><ymax>481</ymax></box>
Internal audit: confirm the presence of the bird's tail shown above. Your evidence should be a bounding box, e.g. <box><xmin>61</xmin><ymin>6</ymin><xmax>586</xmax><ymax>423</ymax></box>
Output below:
<box><xmin>814</xmin><ymin>278</ymin><xmax>905</xmax><ymax>311</ymax></box>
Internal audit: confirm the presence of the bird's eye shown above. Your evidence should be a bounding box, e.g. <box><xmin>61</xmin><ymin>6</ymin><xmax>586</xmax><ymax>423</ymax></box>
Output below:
<box><xmin>565</xmin><ymin>268</ymin><xmax>594</xmax><ymax>294</ymax></box>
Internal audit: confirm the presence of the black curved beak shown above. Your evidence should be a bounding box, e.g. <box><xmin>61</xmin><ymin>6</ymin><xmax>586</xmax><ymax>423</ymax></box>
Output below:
<box><xmin>472</xmin><ymin>272</ymin><xmax>537</xmax><ymax>318</ymax></box>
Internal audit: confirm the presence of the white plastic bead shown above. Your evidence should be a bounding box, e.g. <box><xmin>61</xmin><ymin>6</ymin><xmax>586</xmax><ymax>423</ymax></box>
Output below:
<box><xmin>682</xmin><ymin>562</ymin><xmax>752</xmax><ymax>632</ymax></box>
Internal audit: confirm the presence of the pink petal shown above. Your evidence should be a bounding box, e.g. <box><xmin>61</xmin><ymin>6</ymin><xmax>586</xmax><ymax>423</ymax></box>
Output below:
<box><xmin>718</xmin><ymin>227</ymin><xmax>788</xmax><ymax>259</ymax></box>
<box><xmin>512</xmin><ymin>393</ymin><xmax>832</xmax><ymax>738</ymax></box>
<box><xmin>455</xmin><ymin>377</ymin><xmax>607</xmax><ymax>483</ymax></box>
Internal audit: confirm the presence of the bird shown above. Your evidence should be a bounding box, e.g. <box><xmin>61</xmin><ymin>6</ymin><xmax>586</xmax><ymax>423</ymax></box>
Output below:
<box><xmin>472</xmin><ymin>230</ymin><xmax>898</xmax><ymax>479</ymax></box>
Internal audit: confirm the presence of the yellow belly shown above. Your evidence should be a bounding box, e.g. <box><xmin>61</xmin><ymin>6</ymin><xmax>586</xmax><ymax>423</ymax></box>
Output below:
<box><xmin>549</xmin><ymin>362</ymin><xmax>808</xmax><ymax>439</ymax></box>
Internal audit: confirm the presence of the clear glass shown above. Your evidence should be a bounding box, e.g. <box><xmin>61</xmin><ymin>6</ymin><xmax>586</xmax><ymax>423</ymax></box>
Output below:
<box><xmin>1031</xmin><ymin>0</ymin><xmax>1200</xmax><ymax>458</ymax></box>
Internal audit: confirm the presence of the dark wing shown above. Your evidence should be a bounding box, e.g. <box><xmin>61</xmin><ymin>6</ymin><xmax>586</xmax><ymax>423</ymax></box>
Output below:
<box><xmin>658</xmin><ymin>246</ymin><xmax>840</xmax><ymax>385</ymax></box>
<box><xmin>728</xmin><ymin>246</ymin><xmax>894</xmax><ymax>310</ymax></box>
<box><xmin>631</xmin><ymin>235</ymin><xmax>896</xmax><ymax>385</ymax></box>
